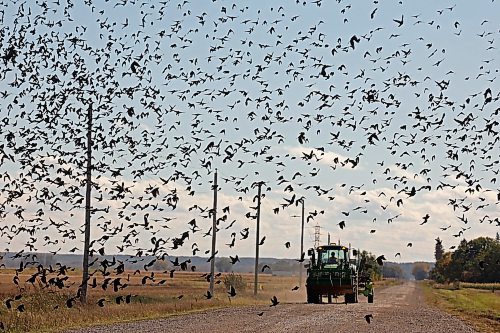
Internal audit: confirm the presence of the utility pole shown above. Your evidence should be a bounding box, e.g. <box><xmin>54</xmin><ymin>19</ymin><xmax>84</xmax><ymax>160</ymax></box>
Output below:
<box><xmin>314</xmin><ymin>223</ymin><xmax>321</xmax><ymax>249</ymax></box>
<box><xmin>299</xmin><ymin>198</ymin><xmax>305</xmax><ymax>287</ymax></box>
<box><xmin>253</xmin><ymin>182</ymin><xmax>262</xmax><ymax>296</ymax></box>
<box><xmin>209</xmin><ymin>169</ymin><xmax>218</xmax><ymax>296</ymax></box>
<box><xmin>80</xmin><ymin>103</ymin><xmax>93</xmax><ymax>304</ymax></box>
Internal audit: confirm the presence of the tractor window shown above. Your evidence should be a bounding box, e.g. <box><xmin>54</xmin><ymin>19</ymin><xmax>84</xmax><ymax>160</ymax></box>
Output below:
<box><xmin>320</xmin><ymin>249</ymin><xmax>346</xmax><ymax>267</ymax></box>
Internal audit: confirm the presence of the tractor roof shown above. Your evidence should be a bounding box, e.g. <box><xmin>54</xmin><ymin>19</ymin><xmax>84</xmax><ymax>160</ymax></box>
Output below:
<box><xmin>317</xmin><ymin>245</ymin><xmax>347</xmax><ymax>251</ymax></box>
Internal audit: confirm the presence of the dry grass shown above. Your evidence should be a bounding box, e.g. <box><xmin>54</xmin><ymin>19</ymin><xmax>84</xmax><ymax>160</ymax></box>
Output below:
<box><xmin>0</xmin><ymin>269</ymin><xmax>305</xmax><ymax>333</ymax></box>
<box><xmin>459</xmin><ymin>282</ymin><xmax>500</xmax><ymax>291</ymax></box>
<box><xmin>422</xmin><ymin>281</ymin><xmax>500</xmax><ymax>333</ymax></box>
<box><xmin>372</xmin><ymin>278</ymin><xmax>404</xmax><ymax>289</ymax></box>
<box><xmin>0</xmin><ymin>269</ymin><xmax>398</xmax><ymax>333</ymax></box>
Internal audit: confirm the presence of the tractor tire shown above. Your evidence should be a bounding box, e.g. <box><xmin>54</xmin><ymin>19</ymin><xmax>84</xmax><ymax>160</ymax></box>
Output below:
<box><xmin>368</xmin><ymin>293</ymin><xmax>374</xmax><ymax>303</ymax></box>
<box><xmin>344</xmin><ymin>293</ymin><xmax>355</xmax><ymax>303</ymax></box>
<box><xmin>307</xmin><ymin>290</ymin><xmax>319</xmax><ymax>304</ymax></box>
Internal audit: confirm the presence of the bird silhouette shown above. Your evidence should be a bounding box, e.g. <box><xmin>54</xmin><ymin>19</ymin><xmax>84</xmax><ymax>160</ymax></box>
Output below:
<box><xmin>393</xmin><ymin>15</ymin><xmax>404</xmax><ymax>27</ymax></box>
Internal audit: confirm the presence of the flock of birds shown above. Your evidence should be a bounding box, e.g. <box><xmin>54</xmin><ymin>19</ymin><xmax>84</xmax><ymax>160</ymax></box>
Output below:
<box><xmin>0</xmin><ymin>0</ymin><xmax>498</xmax><ymax>328</ymax></box>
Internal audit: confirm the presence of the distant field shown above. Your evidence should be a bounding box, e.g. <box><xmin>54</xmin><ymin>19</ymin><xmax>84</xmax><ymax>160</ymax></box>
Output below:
<box><xmin>423</xmin><ymin>282</ymin><xmax>500</xmax><ymax>333</ymax></box>
<box><xmin>0</xmin><ymin>269</ymin><xmax>397</xmax><ymax>333</ymax></box>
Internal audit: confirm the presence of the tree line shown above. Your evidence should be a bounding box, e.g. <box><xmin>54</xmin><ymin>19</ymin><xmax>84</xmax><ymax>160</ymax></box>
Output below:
<box><xmin>430</xmin><ymin>235</ymin><xmax>500</xmax><ymax>283</ymax></box>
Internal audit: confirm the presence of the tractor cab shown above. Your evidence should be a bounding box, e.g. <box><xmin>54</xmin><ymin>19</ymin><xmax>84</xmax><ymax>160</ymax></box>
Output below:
<box><xmin>316</xmin><ymin>245</ymin><xmax>348</xmax><ymax>269</ymax></box>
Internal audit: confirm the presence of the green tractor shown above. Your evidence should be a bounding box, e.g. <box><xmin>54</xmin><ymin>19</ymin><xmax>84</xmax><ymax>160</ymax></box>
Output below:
<box><xmin>305</xmin><ymin>244</ymin><xmax>374</xmax><ymax>304</ymax></box>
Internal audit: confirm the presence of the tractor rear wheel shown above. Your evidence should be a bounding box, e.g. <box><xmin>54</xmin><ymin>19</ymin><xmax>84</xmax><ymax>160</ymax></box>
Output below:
<box><xmin>344</xmin><ymin>293</ymin><xmax>355</xmax><ymax>303</ymax></box>
<box><xmin>307</xmin><ymin>290</ymin><xmax>319</xmax><ymax>304</ymax></box>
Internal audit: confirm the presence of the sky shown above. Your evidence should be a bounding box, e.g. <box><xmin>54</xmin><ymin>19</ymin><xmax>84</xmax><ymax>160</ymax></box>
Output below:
<box><xmin>0</xmin><ymin>0</ymin><xmax>498</xmax><ymax>266</ymax></box>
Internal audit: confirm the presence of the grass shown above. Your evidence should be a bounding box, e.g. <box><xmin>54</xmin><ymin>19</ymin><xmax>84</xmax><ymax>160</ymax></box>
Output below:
<box><xmin>0</xmin><ymin>269</ymin><xmax>400</xmax><ymax>333</ymax></box>
<box><xmin>460</xmin><ymin>283</ymin><xmax>500</xmax><ymax>291</ymax></box>
<box><xmin>0</xmin><ymin>269</ymin><xmax>305</xmax><ymax>333</ymax></box>
<box><xmin>373</xmin><ymin>278</ymin><xmax>404</xmax><ymax>289</ymax></box>
<box><xmin>422</xmin><ymin>281</ymin><xmax>500</xmax><ymax>333</ymax></box>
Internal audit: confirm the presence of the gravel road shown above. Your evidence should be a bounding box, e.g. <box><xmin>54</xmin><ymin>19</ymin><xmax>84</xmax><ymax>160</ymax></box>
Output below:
<box><xmin>65</xmin><ymin>282</ymin><xmax>477</xmax><ymax>333</ymax></box>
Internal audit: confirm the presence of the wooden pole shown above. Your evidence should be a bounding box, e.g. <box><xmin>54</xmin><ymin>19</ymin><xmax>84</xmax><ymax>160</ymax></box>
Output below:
<box><xmin>80</xmin><ymin>104</ymin><xmax>92</xmax><ymax>303</ymax></box>
<box><xmin>253</xmin><ymin>182</ymin><xmax>262</xmax><ymax>296</ymax></box>
<box><xmin>209</xmin><ymin>169</ymin><xmax>218</xmax><ymax>296</ymax></box>
<box><xmin>299</xmin><ymin>198</ymin><xmax>305</xmax><ymax>287</ymax></box>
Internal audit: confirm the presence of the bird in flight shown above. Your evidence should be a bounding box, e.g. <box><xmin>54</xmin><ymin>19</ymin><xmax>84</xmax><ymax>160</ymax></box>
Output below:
<box><xmin>394</xmin><ymin>15</ymin><xmax>404</xmax><ymax>27</ymax></box>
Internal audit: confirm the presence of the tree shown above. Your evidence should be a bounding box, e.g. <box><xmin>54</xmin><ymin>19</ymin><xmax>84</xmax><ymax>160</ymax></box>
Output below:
<box><xmin>215</xmin><ymin>257</ymin><xmax>232</xmax><ymax>272</ymax></box>
<box><xmin>463</xmin><ymin>237</ymin><xmax>500</xmax><ymax>283</ymax></box>
<box><xmin>480</xmin><ymin>239</ymin><xmax>500</xmax><ymax>283</ymax></box>
<box><xmin>430</xmin><ymin>237</ymin><xmax>446</xmax><ymax>282</ymax></box>
<box><xmin>151</xmin><ymin>259</ymin><xmax>169</xmax><ymax>271</ymax></box>
<box><xmin>430</xmin><ymin>251</ymin><xmax>452</xmax><ymax>283</ymax></box>
<box><xmin>359</xmin><ymin>250</ymin><xmax>382</xmax><ymax>281</ymax></box>
<box><xmin>445</xmin><ymin>239</ymin><xmax>470</xmax><ymax>281</ymax></box>
<box><xmin>412</xmin><ymin>262</ymin><xmax>430</xmax><ymax>280</ymax></box>
<box><xmin>430</xmin><ymin>237</ymin><xmax>500</xmax><ymax>283</ymax></box>
<box><xmin>434</xmin><ymin>237</ymin><xmax>444</xmax><ymax>262</ymax></box>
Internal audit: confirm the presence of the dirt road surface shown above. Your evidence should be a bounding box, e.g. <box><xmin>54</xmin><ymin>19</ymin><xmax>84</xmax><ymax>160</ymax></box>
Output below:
<box><xmin>65</xmin><ymin>282</ymin><xmax>477</xmax><ymax>333</ymax></box>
